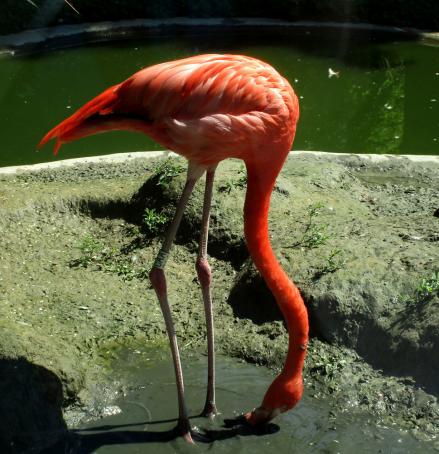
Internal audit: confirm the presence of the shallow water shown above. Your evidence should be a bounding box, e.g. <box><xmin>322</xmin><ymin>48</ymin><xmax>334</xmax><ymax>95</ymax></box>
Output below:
<box><xmin>60</xmin><ymin>347</ymin><xmax>436</xmax><ymax>453</ymax></box>
<box><xmin>1</xmin><ymin>27</ymin><xmax>438</xmax><ymax>167</ymax></box>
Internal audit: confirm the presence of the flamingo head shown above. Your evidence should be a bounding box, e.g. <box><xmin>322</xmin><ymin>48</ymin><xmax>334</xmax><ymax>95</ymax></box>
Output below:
<box><xmin>244</xmin><ymin>375</ymin><xmax>303</xmax><ymax>425</ymax></box>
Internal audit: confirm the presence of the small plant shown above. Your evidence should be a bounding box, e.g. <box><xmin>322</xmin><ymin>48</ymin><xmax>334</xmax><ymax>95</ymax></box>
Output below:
<box><xmin>323</xmin><ymin>249</ymin><xmax>345</xmax><ymax>273</ymax></box>
<box><xmin>153</xmin><ymin>158</ymin><xmax>185</xmax><ymax>188</ymax></box>
<box><xmin>292</xmin><ymin>202</ymin><xmax>330</xmax><ymax>249</ymax></box>
<box><xmin>235</xmin><ymin>166</ymin><xmax>247</xmax><ymax>189</ymax></box>
<box><xmin>314</xmin><ymin>249</ymin><xmax>345</xmax><ymax>278</ymax></box>
<box><xmin>219</xmin><ymin>166</ymin><xmax>247</xmax><ymax>193</ymax></box>
<box><xmin>303</xmin><ymin>225</ymin><xmax>329</xmax><ymax>248</ymax></box>
<box><xmin>399</xmin><ymin>271</ymin><xmax>439</xmax><ymax>305</ymax></box>
<box><xmin>416</xmin><ymin>271</ymin><xmax>439</xmax><ymax>300</ymax></box>
<box><xmin>142</xmin><ymin>208</ymin><xmax>169</xmax><ymax>235</ymax></box>
<box><xmin>71</xmin><ymin>235</ymin><xmax>149</xmax><ymax>282</ymax></box>
<box><xmin>312</xmin><ymin>360</ymin><xmax>347</xmax><ymax>379</ymax></box>
<box><xmin>311</xmin><ymin>356</ymin><xmax>347</xmax><ymax>379</ymax></box>
<box><xmin>218</xmin><ymin>181</ymin><xmax>234</xmax><ymax>194</ymax></box>
<box><xmin>103</xmin><ymin>262</ymin><xmax>138</xmax><ymax>281</ymax></box>
<box><xmin>75</xmin><ymin>235</ymin><xmax>115</xmax><ymax>267</ymax></box>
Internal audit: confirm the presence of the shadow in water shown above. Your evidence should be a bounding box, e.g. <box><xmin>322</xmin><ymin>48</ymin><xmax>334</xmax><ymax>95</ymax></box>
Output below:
<box><xmin>42</xmin><ymin>416</ymin><xmax>279</xmax><ymax>453</ymax></box>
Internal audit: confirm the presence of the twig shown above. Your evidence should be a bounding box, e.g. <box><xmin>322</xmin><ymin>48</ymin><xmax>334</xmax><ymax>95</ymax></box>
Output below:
<box><xmin>25</xmin><ymin>0</ymin><xmax>38</xmax><ymax>8</ymax></box>
<box><xmin>64</xmin><ymin>0</ymin><xmax>80</xmax><ymax>15</ymax></box>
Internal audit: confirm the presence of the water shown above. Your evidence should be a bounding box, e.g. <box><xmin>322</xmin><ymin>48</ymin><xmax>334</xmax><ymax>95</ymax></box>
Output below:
<box><xmin>57</xmin><ymin>348</ymin><xmax>435</xmax><ymax>454</ymax></box>
<box><xmin>0</xmin><ymin>27</ymin><xmax>438</xmax><ymax>167</ymax></box>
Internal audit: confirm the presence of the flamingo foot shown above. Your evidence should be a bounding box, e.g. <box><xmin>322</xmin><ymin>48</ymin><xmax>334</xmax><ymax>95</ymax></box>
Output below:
<box><xmin>176</xmin><ymin>417</ymin><xmax>195</xmax><ymax>444</ymax></box>
<box><xmin>201</xmin><ymin>401</ymin><xmax>218</xmax><ymax>419</ymax></box>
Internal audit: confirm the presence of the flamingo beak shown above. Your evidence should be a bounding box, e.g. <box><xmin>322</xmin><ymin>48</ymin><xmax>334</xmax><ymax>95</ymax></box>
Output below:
<box><xmin>244</xmin><ymin>406</ymin><xmax>282</xmax><ymax>425</ymax></box>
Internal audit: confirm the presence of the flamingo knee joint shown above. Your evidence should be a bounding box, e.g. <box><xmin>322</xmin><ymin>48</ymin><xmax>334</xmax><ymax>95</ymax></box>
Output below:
<box><xmin>149</xmin><ymin>267</ymin><xmax>167</xmax><ymax>297</ymax></box>
<box><xmin>196</xmin><ymin>258</ymin><xmax>212</xmax><ymax>287</ymax></box>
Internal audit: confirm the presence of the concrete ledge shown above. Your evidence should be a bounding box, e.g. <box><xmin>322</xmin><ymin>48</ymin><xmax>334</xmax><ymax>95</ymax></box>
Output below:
<box><xmin>0</xmin><ymin>18</ymin><xmax>426</xmax><ymax>55</ymax></box>
<box><xmin>1</xmin><ymin>150</ymin><xmax>438</xmax><ymax>175</ymax></box>
<box><xmin>0</xmin><ymin>151</ymin><xmax>172</xmax><ymax>174</ymax></box>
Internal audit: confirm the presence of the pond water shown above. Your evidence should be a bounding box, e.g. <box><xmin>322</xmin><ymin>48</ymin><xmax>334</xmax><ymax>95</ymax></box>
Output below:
<box><xmin>44</xmin><ymin>347</ymin><xmax>435</xmax><ymax>453</ymax></box>
<box><xmin>0</xmin><ymin>27</ymin><xmax>438</xmax><ymax>167</ymax></box>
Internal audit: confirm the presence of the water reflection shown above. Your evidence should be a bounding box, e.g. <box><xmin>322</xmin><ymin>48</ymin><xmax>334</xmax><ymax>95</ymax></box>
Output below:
<box><xmin>0</xmin><ymin>27</ymin><xmax>438</xmax><ymax>166</ymax></box>
<box><xmin>42</xmin><ymin>352</ymin><xmax>436</xmax><ymax>453</ymax></box>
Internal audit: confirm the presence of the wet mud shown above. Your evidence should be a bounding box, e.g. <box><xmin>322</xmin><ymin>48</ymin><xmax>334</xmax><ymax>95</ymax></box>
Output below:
<box><xmin>0</xmin><ymin>153</ymin><xmax>438</xmax><ymax>452</ymax></box>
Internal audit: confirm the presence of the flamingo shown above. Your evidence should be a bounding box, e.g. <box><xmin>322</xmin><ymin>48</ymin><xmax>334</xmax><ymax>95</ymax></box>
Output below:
<box><xmin>38</xmin><ymin>54</ymin><xmax>309</xmax><ymax>442</ymax></box>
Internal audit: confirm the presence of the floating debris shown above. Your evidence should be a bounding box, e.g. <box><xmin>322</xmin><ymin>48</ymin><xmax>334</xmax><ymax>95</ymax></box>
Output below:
<box><xmin>328</xmin><ymin>68</ymin><xmax>340</xmax><ymax>78</ymax></box>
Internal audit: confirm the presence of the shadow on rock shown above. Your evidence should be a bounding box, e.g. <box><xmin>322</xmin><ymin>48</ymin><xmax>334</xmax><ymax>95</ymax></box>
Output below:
<box><xmin>0</xmin><ymin>358</ymin><xmax>66</xmax><ymax>453</ymax></box>
<box><xmin>307</xmin><ymin>289</ymin><xmax>439</xmax><ymax>396</ymax></box>
<box><xmin>71</xmin><ymin>167</ymin><xmax>249</xmax><ymax>267</ymax></box>
<box><xmin>228</xmin><ymin>261</ymin><xmax>283</xmax><ymax>324</ymax></box>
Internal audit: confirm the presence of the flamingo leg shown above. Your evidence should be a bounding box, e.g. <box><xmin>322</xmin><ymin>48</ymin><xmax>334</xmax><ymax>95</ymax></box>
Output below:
<box><xmin>196</xmin><ymin>167</ymin><xmax>218</xmax><ymax>418</ymax></box>
<box><xmin>149</xmin><ymin>162</ymin><xmax>204</xmax><ymax>443</ymax></box>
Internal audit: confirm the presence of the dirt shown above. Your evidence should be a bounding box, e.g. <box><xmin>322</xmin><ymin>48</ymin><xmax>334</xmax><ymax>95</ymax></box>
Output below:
<box><xmin>0</xmin><ymin>153</ymin><xmax>438</xmax><ymax>452</ymax></box>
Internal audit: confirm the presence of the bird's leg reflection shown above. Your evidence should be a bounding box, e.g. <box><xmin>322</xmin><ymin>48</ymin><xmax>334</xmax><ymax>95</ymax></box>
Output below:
<box><xmin>197</xmin><ymin>415</ymin><xmax>280</xmax><ymax>442</ymax></box>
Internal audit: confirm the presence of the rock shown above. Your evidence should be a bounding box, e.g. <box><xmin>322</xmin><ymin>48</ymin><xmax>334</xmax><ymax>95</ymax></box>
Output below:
<box><xmin>1</xmin><ymin>153</ymin><xmax>438</xmax><ymax>442</ymax></box>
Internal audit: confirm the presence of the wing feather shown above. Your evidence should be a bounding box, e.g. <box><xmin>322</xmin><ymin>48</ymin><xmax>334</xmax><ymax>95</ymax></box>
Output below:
<box><xmin>39</xmin><ymin>54</ymin><xmax>296</xmax><ymax>162</ymax></box>
<box><xmin>115</xmin><ymin>54</ymin><xmax>277</xmax><ymax>121</ymax></box>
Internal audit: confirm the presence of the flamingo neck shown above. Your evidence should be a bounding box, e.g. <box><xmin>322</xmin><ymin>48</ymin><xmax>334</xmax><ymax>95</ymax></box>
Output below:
<box><xmin>244</xmin><ymin>160</ymin><xmax>309</xmax><ymax>382</ymax></box>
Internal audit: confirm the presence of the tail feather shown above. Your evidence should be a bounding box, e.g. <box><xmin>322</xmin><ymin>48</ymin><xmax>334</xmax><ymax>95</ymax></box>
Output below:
<box><xmin>38</xmin><ymin>84</ymin><xmax>120</xmax><ymax>155</ymax></box>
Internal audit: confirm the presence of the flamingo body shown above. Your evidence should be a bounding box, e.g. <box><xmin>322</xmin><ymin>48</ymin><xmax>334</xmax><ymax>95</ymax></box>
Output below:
<box><xmin>39</xmin><ymin>54</ymin><xmax>298</xmax><ymax>167</ymax></box>
<box><xmin>39</xmin><ymin>53</ymin><xmax>308</xmax><ymax>430</ymax></box>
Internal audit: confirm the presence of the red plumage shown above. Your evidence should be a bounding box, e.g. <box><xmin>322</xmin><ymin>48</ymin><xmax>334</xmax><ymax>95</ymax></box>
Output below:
<box><xmin>38</xmin><ymin>85</ymin><xmax>120</xmax><ymax>155</ymax></box>
<box><xmin>39</xmin><ymin>54</ymin><xmax>298</xmax><ymax>166</ymax></box>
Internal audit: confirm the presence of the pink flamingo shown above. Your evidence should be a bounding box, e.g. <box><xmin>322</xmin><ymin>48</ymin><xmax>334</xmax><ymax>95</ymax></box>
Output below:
<box><xmin>38</xmin><ymin>54</ymin><xmax>309</xmax><ymax>442</ymax></box>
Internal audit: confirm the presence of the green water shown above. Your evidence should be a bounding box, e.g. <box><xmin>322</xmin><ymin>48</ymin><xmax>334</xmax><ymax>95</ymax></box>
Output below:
<box><xmin>0</xmin><ymin>28</ymin><xmax>438</xmax><ymax>167</ymax></box>
<box><xmin>57</xmin><ymin>349</ymin><xmax>435</xmax><ymax>453</ymax></box>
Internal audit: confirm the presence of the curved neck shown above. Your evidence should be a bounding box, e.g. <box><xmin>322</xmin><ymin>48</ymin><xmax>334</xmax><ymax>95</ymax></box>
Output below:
<box><xmin>244</xmin><ymin>159</ymin><xmax>308</xmax><ymax>379</ymax></box>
